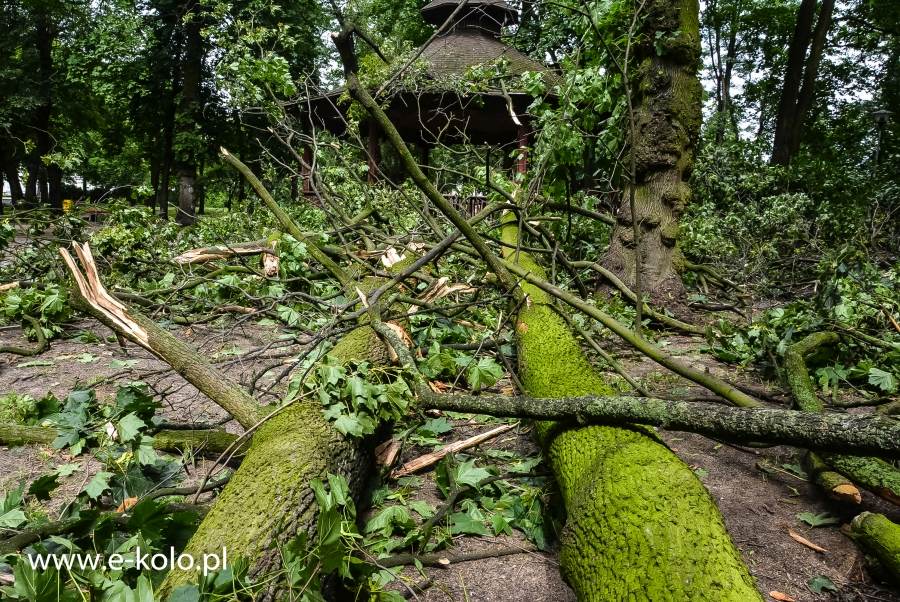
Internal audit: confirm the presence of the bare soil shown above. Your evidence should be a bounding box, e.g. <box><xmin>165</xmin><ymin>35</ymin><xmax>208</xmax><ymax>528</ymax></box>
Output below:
<box><xmin>1</xmin><ymin>320</ymin><xmax>898</xmax><ymax>602</ymax></box>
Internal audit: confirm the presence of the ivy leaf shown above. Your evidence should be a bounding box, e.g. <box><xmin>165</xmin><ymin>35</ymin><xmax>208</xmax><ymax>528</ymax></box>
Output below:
<box><xmin>83</xmin><ymin>471</ymin><xmax>114</xmax><ymax>500</ymax></box>
<box><xmin>796</xmin><ymin>511</ymin><xmax>839</xmax><ymax>527</ymax></box>
<box><xmin>117</xmin><ymin>412</ymin><xmax>146</xmax><ymax>442</ymax></box>
<box><xmin>27</xmin><ymin>473</ymin><xmax>60</xmax><ymax>501</ymax></box>
<box><xmin>333</xmin><ymin>414</ymin><xmax>366</xmax><ymax>437</ymax></box>
<box><xmin>454</xmin><ymin>460</ymin><xmax>491</xmax><ymax>489</ymax></box>
<box><xmin>868</xmin><ymin>367</ymin><xmax>897</xmax><ymax>393</ymax></box>
<box><xmin>449</xmin><ymin>512</ymin><xmax>489</xmax><ymax>536</ymax></box>
<box><xmin>466</xmin><ymin>357</ymin><xmax>504</xmax><ymax>391</ymax></box>
<box><xmin>807</xmin><ymin>575</ymin><xmax>837</xmax><ymax>593</ymax></box>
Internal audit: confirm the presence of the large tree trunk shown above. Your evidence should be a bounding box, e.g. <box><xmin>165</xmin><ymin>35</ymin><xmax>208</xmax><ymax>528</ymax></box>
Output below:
<box><xmin>770</xmin><ymin>0</ymin><xmax>834</xmax><ymax>166</ymax></box>
<box><xmin>34</xmin><ymin>7</ymin><xmax>61</xmax><ymax>212</ymax></box>
<box><xmin>602</xmin><ymin>0</ymin><xmax>702</xmax><ymax>303</ymax></box>
<box><xmin>503</xmin><ymin>217</ymin><xmax>761</xmax><ymax>600</ymax></box>
<box><xmin>174</xmin><ymin>7</ymin><xmax>202</xmax><ymax>226</ymax></box>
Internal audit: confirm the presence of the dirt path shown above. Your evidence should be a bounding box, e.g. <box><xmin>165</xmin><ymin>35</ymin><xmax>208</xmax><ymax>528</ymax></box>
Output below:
<box><xmin>1</xmin><ymin>322</ymin><xmax>898</xmax><ymax>601</ymax></box>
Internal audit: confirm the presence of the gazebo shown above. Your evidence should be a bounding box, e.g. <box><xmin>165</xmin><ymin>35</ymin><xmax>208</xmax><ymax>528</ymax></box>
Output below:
<box><xmin>301</xmin><ymin>0</ymin><xmax>557</xmax><ymax>189</ymax></box>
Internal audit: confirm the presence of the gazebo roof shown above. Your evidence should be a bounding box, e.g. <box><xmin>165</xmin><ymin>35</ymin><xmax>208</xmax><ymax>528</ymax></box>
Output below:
<box><xmin>302</xmin><ymin>0</ymin><xmax>557</xmax><ymax>146</ymax></box>
<box><xmin>418</xmin><ymin>28</ymin><xmax>552</xmax><ymax>83</ymax></box>
<box><xmin>420</xmin><ymin>0</ymin><xmax>518</xmax><ymax>28</ymax></box>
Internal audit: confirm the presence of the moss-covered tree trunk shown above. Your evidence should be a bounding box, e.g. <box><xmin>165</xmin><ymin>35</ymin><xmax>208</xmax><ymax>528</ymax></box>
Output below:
<box><xmin>503</xmin><ymin>218</ymin><xmax>761</xmax><ymax>600</ymax></box>
<box><xmin>603</xmin><ymin>0</ymin><xmax>702</xmax><ymax>302</ymax></box>
<box><xmin>160</xmin><ymin>266</ymin><xmax>408</xmax><ymax>598</ymax></box>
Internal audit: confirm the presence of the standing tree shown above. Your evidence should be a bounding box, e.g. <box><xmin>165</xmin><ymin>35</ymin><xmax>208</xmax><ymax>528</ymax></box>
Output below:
<box><xmin>602</xmin><ymin>0</ymin><xmax>703</xmax><ymax>304</ymax></box>
<box><xmin>770</xmin><ymin>0</ymin><xmax>836</xmax><ymax>166</ymax></box>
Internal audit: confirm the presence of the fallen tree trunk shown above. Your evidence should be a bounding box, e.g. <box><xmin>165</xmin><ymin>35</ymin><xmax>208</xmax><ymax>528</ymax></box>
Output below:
<box><xmin>784</xmin><ymin>332</ymin><xmax>900</xmax><ymax>505</ymax></box>
<box><xmin>850</xmin><ymin>512</ymin><xmax>900</xmax><ymax>585</ymax></box>
<box><xmin>500</xmin><ymin>216</ymin><xmax>760</xmax><ymax>600</ymax></box>
<box><xmin>420</xmin><ymin>392</ymin><xmax>900</xmax><ymax>457</ymax></box>
<box><xmin>0</xmin><ymin>423</ymin><xmax>244</xmax><ymax>455</ymax></box>
<box><xmin>57</xmin><ymin>241</ymin><xmax>384</xmax><ymax>599</ymax></box>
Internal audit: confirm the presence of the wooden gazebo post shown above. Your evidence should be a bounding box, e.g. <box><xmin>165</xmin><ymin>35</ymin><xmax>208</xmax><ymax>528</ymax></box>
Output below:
<box><xmin>302</xmin><ymin>145</ymin><xmax>314</xmax><ymax>195</ymax></box>
<box><xmin>367</xmin><ymin>121</ymin><xmax>381</xmax><ymax>185</ymax></box>
<box><xmin>516</xmin><ymin>123</ymin><xmax>530</xmax><ymax>176</ymax></box>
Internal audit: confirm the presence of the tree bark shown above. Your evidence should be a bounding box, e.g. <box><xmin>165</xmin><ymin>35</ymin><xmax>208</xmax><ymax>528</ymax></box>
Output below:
<box><xmin>770</xmin><ymin>0</ymin><xmax>834</xmax><ymax>166</ymax></box>
<box><xmin>850</xmin><ymin>512</ymin><xmax>900</xmax><ymax>585</ymax></box>
<box><xmin>421</xmin><ymin>392</ymin><xmax>900</xmax><ymax>457</ymax></box>
<box><xmin>174</xmin><ymin>8</ymin><xmax>202</xmax><ymax>226</ymax></box>
<box><xmin>602</xmin><ymin>0</ymin><xmax>702</xmax><ymax>303</ymax></box>
<box><xmin>34</xmin><ymin>6</ymin><xmax>60</xmax><ymax>212</ymax></box>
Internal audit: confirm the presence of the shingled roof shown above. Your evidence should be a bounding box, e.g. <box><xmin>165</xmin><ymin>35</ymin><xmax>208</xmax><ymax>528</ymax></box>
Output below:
<box><xmin>418</xmin><ymin>28</ymin><xmax>554</xmax><ymax>83</ymax></box>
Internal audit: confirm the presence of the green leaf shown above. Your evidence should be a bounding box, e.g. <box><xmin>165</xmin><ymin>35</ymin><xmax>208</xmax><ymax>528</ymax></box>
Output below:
<box><xmin>0</xmin><ymin>508</ymin><xmax>26</xmax><ymax>528</ymax></box>
<box><xmin>366</xmin><ymin>505</ymin><xmax>415</xmax><ymax>538</ymax></box>
<box><xmin>74</xmin><ymin>353</ymin><xmax>98</xmax><ymax>363</ymax></box>
<box><xmin>454</xmin><ymin>460</ymin><xmax>491</xmax><ymax>489</ymax></box>
<box><xmin>28</xmin><ymin>473</ymin><xmax>60</xmax><ymax>501</ymax></box>
<box><xmin>167</xmin><ymin>585</ymin><xmax>201</xmax><ymax>602</ymax></box>
<box><xmin>333</xmin><ymin>414</ymin><xmax>366</xmax><ymax>437</ymax></box>
<box><xmin>466</xmin><ymin>357</ymin><xmax>504</xmax><ymax>391</ymax></box>
<box><xmin>408</xmin><ymin>500</ymin><xmax>435</xmax><ymax>519</ymax></box>
<box><xmin>83</xmin><ymin>471</ymin><xmax>114</xmax><ymax>500</ymax></box>
<box><xmin>110</xmin><ymin>359</ymin><xmax>140</xmax><ymax>369</ymax></box>
<box><xmin>796</xmin><ymin>511</ymin><xmax>840</xmax><ymax>527</ymax></box>
<box><xmin>17</xmin><ymin>359</ymin><xmax>55</xmax><ymax>368</ymax></box>
<box><xmin>807</xmin><ymin>575</ymin><xmax>837</xmax><ymax>593</ymax></box>
<box><xmin>449</xmin><ymin>512</ymin><xmax>489</xmax><ymax>536</ymax></box>
<box><xmin>417</xmin><ymin>417</ymin><xmax>453</xmax><ymax>437</ymax></box>
<box><xmin>116</xmin><ymin>412</ymin><xmax>146</xmax><ymax>442</ymax></box>
<box><xmin>868</xmin><ymin>367</ymin><xmax>897</xmax><ymax>393</ymax></box>
<box><xmin>55</xmin><ymin>463</ymin><xmax>81</xmax><ymax>477</ymax></box>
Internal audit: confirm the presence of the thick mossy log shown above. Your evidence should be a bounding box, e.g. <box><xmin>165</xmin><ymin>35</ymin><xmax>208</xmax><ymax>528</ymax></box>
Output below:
<box><xmin>420</xmin><ymin>392</ymin><xmax>900</xmax><ymax>456</ymax></box>
<box><xmin>161</xmin><ymin>256</ymin><xmax>417</xmax><ymax>598</ymax></box>
<box><xmin>501</xmin><ymin>218</ymin><xmax>760</xmax><ymax>600</ymax></box>
<box><xmin>160</xmin><ymin>326</ymin><xmax>382</xmax><ymax>597</ymax></box>
<box><xmin>850</xmin><ymin>512</ymin><xmax>900</xmax><ymax>585</ymax></box>
<box><xmin>0</xmin><ymin>423</ymin><xmax>244</xmax><ymax>455</ymax></box>
<box><xmin>784</xmin><ymin>332</ymin><xmax>900</xmax><ymax>505</ymax></box>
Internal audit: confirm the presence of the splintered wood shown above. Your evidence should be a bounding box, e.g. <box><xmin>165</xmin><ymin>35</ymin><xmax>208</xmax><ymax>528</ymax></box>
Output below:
<box><xmin>390</xmin><ymin>423</ymin><xmax>518</xmax><ymax>479</ymax></box>
<box><xmin>59</xmin><ymin>242</ymin><xmax>151</xmax><ymax>350</ymax></box>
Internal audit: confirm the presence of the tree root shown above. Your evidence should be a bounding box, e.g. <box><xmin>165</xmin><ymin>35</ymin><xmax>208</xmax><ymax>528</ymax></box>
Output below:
<box><xmin>0</xmin><ymin>315</ymin><xmax>48</xmax><ymax>356</ymax></box>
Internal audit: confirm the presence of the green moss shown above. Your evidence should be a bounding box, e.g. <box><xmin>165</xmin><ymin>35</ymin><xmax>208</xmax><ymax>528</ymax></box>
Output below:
<box><xmin>501</xmin><ymin>214</ymin><xmax>760</xmax><ymax>600</ymax></box>
<box><xmin>163</xmin><ymin>250</ymin><xmax>420</xmax><ymax>596</ymax></box>
<box><xmin>851</xmin><ymin>512</ymin><xmax>900</xmax><ymax>584</ymax></box>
